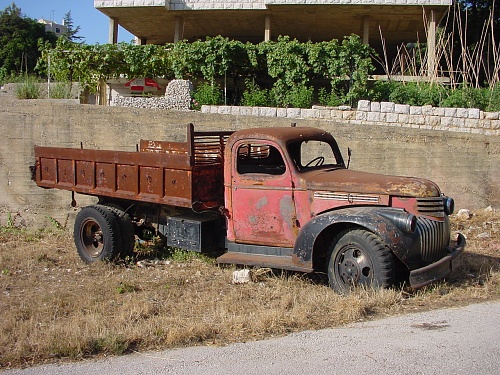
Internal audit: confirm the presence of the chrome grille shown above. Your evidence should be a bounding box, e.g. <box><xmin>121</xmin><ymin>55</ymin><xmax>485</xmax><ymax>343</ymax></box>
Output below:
<box><xmin>416</xmin><ymin>217</ymin><xmax>450</xmax><ymax>263</ymax></box>
<box><xmin>417</xmin><ymin>197</ymin><xmax>445</xmax><ymax>218</ymax></box>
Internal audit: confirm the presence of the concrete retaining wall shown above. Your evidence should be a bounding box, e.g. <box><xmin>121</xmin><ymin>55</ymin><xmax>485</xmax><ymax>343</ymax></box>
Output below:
<box><xmin>1</xmin><ymin>95</ymin><xmax>498</xmax><ymax>230</ymax></box>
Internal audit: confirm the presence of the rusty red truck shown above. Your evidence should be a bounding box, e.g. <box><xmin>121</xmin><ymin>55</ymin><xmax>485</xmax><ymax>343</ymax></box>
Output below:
<box><xmin>32</xmin><ymin>123</ymin><xmax>465</xmax><ymax>293</ymax></box>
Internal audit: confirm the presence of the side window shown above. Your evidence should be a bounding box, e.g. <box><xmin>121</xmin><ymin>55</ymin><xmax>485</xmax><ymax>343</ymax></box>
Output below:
<box><xmin>236</xmin><ymin>143</ymin><xmax>286</xmax><ymax>175</ymax></box>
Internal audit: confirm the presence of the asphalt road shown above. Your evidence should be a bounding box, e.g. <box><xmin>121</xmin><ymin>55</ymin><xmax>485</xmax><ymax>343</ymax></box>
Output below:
<box><xmin>5</xmin><ymin>301</ymin><xmax>500</xmax><ymax>375</ymax></box>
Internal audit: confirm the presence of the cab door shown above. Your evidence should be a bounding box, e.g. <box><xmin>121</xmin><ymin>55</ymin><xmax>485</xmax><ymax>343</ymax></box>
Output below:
<box><xmin>227</xmin><ymin>140</ymin><xmax>297</xmax><ymax>247</ymax></box>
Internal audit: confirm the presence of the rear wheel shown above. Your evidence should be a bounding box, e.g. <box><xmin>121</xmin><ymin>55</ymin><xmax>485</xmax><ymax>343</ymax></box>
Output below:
<box><xmin>104</xmin><ymin>203</ymin><xmax>136</xmax><ymax>257</ymax></box>
<box><xmin>327</xmin><ymin>229</ymin><xmax>395</xmax><ymax>293</ymax></box>
<box><xmin>74</xmin><ymin>205</ymin><xmax>122</xmax><ymax>263</ymax></box>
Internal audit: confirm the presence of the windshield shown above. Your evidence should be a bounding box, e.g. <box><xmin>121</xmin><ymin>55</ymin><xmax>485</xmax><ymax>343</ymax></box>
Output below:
<box><xmin>288</xmin><ymin>139</ymin><xmax>343</xmax><ymax>171</ymax></box>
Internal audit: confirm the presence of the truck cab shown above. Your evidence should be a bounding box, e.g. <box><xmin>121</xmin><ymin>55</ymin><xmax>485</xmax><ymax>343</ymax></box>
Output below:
<box><xmin>219</xmin><ymin>127</ymin><xmax>464</xmax><ymax>292</ymax></box>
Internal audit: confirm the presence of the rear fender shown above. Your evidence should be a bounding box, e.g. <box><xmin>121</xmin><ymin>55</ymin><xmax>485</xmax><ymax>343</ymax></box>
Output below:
<box><xmin>293</xmin><ymin>207</ymin><xmax>418</xmax><ymax>269</ymax></box>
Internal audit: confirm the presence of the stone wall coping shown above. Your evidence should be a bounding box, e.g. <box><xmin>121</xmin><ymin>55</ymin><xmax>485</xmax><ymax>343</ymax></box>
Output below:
<box><xmin>198</xmin><ymin>101</ymin><xmax>499</xmax><ymax>136</ymax></box>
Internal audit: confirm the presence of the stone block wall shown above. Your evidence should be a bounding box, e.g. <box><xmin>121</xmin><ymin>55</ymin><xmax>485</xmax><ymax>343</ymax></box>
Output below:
<box><xmin>201</xmin><ymin>101</ymin><xmax>500</xmax><ymax>136</ymax></box>
<box><xmin>356</xmin><ymin>100</ymin><xmax>499</xmax><ymax>136</ymax></box>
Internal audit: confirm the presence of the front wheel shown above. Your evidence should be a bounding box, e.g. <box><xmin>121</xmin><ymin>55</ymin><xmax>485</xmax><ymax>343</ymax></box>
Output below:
<box><xmin>74</xmin><ymin>205</ymin><xmax>122</xmax><ymax>263</ymax></box>
<box><xmin>327</xmin><ymin>229</ymin><xmax>395</xmax><ymax>293</ymax></box>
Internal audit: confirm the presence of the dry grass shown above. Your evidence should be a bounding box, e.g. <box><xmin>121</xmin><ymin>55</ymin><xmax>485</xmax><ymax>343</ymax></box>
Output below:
<box><xmin>0</xmin><ymin>209</ymin><xmax>499</xmax><ymax>369</ymax></box>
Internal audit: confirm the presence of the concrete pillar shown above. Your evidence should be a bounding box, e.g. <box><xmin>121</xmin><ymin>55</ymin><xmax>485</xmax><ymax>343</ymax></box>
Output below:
<box><xmin>174</xmin><ymin>17</ymin><xmax>183</xmax><ymax>43</ymax></box>
<box><xmin>109</xmin><ymin>17</ymin><xmax>118</xmax><ymax>44</ymax></box>
<box><xmin>135</xmin><ymin>37</ymin><xmax>147</xmax><ymax>45</ymax></box>
<box><xmin>265</xmin><ymin>15</ymin><xmax>271</xmax><ymax>42</ymax></box>
<box><xmin>427</xmin><ymin>10</ymin><xmax>436</xmax><ymax>78</ymax></box>
<box><xmin>362</xmin><ymin>16</ymin><xmax>370</xmax><ymax>44</ymax></box>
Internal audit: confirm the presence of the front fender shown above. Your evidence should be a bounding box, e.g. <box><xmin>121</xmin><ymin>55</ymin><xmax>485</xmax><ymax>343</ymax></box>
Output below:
<box><xmin>293</xmin><ymin>207</ymin><xmax>419</xmax><ymax>269</ymax></box>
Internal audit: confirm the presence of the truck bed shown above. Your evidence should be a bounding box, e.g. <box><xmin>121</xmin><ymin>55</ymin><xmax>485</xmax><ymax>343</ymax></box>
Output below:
<box><xmin>33</xmin><ymin>124</ymin><xmax>233</xmax><ymax>209</ymax></box>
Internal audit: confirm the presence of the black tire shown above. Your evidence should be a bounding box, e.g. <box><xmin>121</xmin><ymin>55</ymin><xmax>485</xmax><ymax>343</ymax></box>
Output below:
<box><xmin>74</xmin><ymin>205</ymin><xmax>123</xmax><ymax>263</ymax></box>
<box><xmin>104</xmin><ymin>203</ymin><xmax>136</xmax><ymax>257</ymax></box>
<box><xmin>327</xmin><ymin>229</ymin><xmax>395</xmax><ymax>293</ymax></box>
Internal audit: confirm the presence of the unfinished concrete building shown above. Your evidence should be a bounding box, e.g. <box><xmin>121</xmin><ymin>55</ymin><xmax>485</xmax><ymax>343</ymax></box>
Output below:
<box><xmin>94</xmin><ymin>0</ymin><xmax>453</xmax><ymax>76</ymax></box>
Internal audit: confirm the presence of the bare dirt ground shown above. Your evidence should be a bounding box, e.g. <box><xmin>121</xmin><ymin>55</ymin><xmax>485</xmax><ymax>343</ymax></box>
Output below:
<box><xmin>0</xmin><ymin>209</ymin><xmax>498</xmax><ymax>370</ymax></box>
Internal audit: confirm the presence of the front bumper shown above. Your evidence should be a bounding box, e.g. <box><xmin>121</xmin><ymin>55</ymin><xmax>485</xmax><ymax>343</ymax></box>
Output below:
<box><xmin>409</xmin><ymin>233</ymin><xmax>466</xmax><ymax>288</ymax></box>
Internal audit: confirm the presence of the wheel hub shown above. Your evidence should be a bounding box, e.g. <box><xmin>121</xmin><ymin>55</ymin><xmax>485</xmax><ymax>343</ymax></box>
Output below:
<box><xmin>81</xmin><ymin>220</ymin><xmax>104</xmax><ymax>257</ymax></box>
<box><xmin>340</xmin><ymin>259</ymin><xmax>360</xmax><ymax>283</ymax></box>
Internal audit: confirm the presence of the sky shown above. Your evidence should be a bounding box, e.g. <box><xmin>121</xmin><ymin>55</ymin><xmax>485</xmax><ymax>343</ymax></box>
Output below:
<box><xmin>3</xmin><ymin>0</ymin><xmax>134</xmax><ymax>44</ymax></box>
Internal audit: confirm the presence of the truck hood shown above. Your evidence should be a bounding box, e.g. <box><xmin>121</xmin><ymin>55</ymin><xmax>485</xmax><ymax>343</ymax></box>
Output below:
<box><xmin>304</xmin><ymin>168</ymin><xmax>441</xmax><ymax>197</ymax></box>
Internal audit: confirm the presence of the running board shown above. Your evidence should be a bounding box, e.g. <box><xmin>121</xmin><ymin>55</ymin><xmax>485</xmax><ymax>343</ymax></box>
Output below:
<box><xmin>217</xmin><ymin>252</ymin><xmax>312</xmax><ymax>273</ymax></box>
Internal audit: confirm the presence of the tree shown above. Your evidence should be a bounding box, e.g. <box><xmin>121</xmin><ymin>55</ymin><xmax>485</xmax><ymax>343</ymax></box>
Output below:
<box><xmin>457</xmin><ymin>1</ymin><xmax>499</xmax><ymax>45</ymax></box>
<box><xmin>62</xmin><ymin>11</ymin><xmax>83</xmax><ymax>42</ymax></box>
<box><xmin>447</xmin><ymin>1</ymin><xmax>500</xmax><ymax>86</ymax></box>
<box><xmin>0</xmin><ymin>2</ymin><xmax>57</xmax><ymax>78</ymax></box>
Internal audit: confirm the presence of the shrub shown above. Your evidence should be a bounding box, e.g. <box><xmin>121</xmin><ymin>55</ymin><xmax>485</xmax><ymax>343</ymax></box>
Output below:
<box><xmin>486</xmin><ymin>85</ymin><xmax>500</xmax><ymax>112</ymax></box>
<box><xmin>318</xmin><ymin>87</ymin><xmax>343</xmax><ymax>107</ymax></box>
<box><xmin>269</xmin><ymin>83</ymin><xmax>314</xmax><ymax>108</ymax></box>
<box><xmin>0</xmin><ymin>67</ymin><xmax>7</xmax><ymax>86</ymax></box>
<box><xmin>370</xmin><ymin>81</ymin><xmax>446</xmax><ymax>107</ymax></box>
<box><xmin>441</xmin><ymin>85</ymin><xmax>489</xmax><ymax>110</ymax></box>
<box><xmin>49</xmin><ymin>82</ymin><xmax>74</xmax><ymax>99</ymax></box>
<box><xmin>285</xmin><ymin>83</ymin><xmax>314</xmax><ymax>108</ymax></box>
<box><xmin>15</xmin><ymin>75</ymin><xmax>41</xmax><ymax>99</ymax></box>
<box><xmin>240</xmin><ymin>79</ymin><xmax>273</xmax><ymax>107</ymax></box>
<box><xmin>192</xmin><ymin>82</ymin><xmax>223</xmax><ymax>110</ymax></box>
<box><xmin>369</xmin><ymin>81</ymin><xmax>398</xmax><ymax>102</ymax></box>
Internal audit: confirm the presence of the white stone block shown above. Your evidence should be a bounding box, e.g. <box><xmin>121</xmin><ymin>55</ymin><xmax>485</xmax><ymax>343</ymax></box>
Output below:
<box><xmin>428</xmin><ymin>116</ymin><xmax>440</xmax><ymax>127</ymax></box>
<box><xmin>398</xmin><ymin>114</ymin><xmax>409</xmax><ymax>124</ymax></box>
<box><xmin>331</xmin><ymin>110</ymin><xmax>342</xmax><ymax>118</ymax></box>
<box><xmin>432</xmin><ymin>107</ymin><xmax>445</xmax><ymax>116</ymax></box>
<box><xmin>240</xmin><ymin>106</ymin><xmax>253</xmax><ymax>116</ymax></box>
<box><xmin>484</xmin><ymin>111</ymin><xmax>499</xmax><ymax>120</ymax></box>
<box><xmin>356</xmin><ymin>111</ymin><xmax>367</xmax><ymax>121</ymax></box>
<box><xmin>370</xmin><ymin>101</ymin><xmax>381</xmax><ymax>112</ymax></box>
<box><xmin>357</xmin><ymin>100</ymin><xmax>370</xmax><ymax>111</ymax></box>
<box><xmin>452</xmin><ymin>117</ymin><xmax>466</xmax><ymax>128</ymax></box>
<box><xmin>260</xmin><ymin>107</ymin><xmax>277</xmax><ymax>117</ymax></box>
<box><xmin>287</xmin><ymin>108</ymin><xmax>301</xmax><ymax>118</ymax></box>
<box><xmin>342</xmin><ymin>111</ymin><xmax>355</xmax><ymax>120</ymax></box>
<box><xmin>367</xmin><ymin>112</ymin><xmax>381</xmax><ymax>122</ymax></box>
<box><xmin>394</xmin><ymin>104</ymin><xmax>410</xmax><ymax>114</ymax></box>
<box><xmin>441</xmin><ymin>117</ymin><xmax>454</xmax><ymax>127</ymax></box>
<box><xmin>318</xmin><ymin>109</ymin><xmax>333</xmax><ymax>119</ymax></box>
<box><xmin>464</xmin><ymin>118</ymin><xmax>478</xmax><ymax>129</ymax></box>
<box><xmin>302</xmin><ymin>109</ymin><xmax>319</xmax><ymax>118</ymax></box>
<box><xmin>418</xmin><ymin>105</ymin><xmax>431</xmax><ymax>115</ymax></box>
<box><xmin>277</xmin><ymin>108</ymin><xmax>287</xmax><ymax>117</ymax></box>
<box><xmin>456</xmin><ymin>108</ymin><xmax>469</xmax><ymax>118</ymax></box>
<box><xmin>410</xmin><ymin>106</ymin><xmax>422</xmax><ymax>115</ymax></box>
<box><xmin>409</xmin><ymin>115</ymin><xmax>425</xmax><ymax>125</ymax></box>
<box><xmin>380</xmin><ymin>101</ymin><xmax>395</xmax><ymax>113</ymax></box>
<box><xmin>468</xmin><ymin>108</ymin><xmax>480</xmax><ymax>119</ymax></box>
<box><xmin>230</xmin><ymin>106</ymin><xmax>240</xmax><ymax>115</ymax></box>
<box><xmin>444</xmin><ymin>107</ymin><xmax>457</xmax><ymax>117</ymax></box>
<box><xmin>218</xmin><ymin>106</ymin><xmax>231</xmax><ymax>114</ymax></box>
<box><xmin>386</xmin><ymin>113</ymin><xmax>399</xmax><ymax>123</ymax></box>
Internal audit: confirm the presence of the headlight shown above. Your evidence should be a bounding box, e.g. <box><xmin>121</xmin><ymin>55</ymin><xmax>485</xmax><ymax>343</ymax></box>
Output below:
<box><xmin>403</xmin><ymin>213</ymin><xmax>417</xmax><ymax>234</ymax></box>
<box><xmin>381</xmin><ymin>211</ymin><xmax>417</xmax><ymax>234</ymax></box>
<box><xmin>443</xmin><ymin>196</ymin><xmax>454</xmax><ymax>215</ymax></box>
